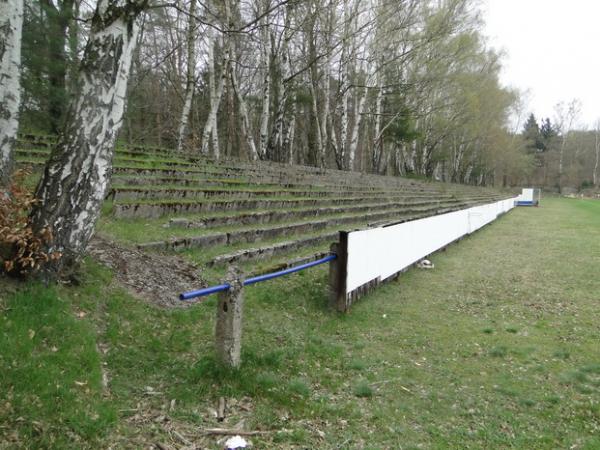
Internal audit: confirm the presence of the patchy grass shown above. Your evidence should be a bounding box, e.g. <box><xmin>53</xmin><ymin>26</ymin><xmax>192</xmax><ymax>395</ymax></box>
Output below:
<box><xmin>0</xmin><ymin>281</ymin><xmax>116</xmax><ymax>448</ymax></box>
<box><xmin>2</xmin><ymin>198</ymin><xmax>600</xmax><ymax>449</ymax></box>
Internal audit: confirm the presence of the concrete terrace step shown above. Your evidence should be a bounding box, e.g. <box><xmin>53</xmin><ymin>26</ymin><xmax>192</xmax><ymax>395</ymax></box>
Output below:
<box><xmin>110</xmin><ymin>163</ymin><xmax>449</xmax><ymax>191</ymax></box>
<box><xmin>18</xmin><ymin>153</ymin><xmax>502</xmax><ymax>208</ymax></box>
<box><xmin>108</xmin><ymin>185</ymin><xmax>450</xmax><ymax>202</ymax></box>
<box><xmin>165</xmin><ymin>196</ymin><xmax>500</xmax><ymax>230</ymax></box>
<box><xmin>109</xmin><ymin>171</ymin><xmax>455</xmax><ymax>198</ymax></box>
<box><xmin>137</xmin><ymin>197</ymin><xmax>501</xmax><ymax>254</ymax></box>
<box><xmin>136</xmin><ymin>206</ymin><xmax>439</xmax><ymax>252</ymax></box>
<box><xmin>110</xmin><ymin>174</ymin><xmax>406</xmax><ymax>192</ymax></box>
<box><xmin>208</xmin><ymin>232</ymin><xmax>340</xmax><ymax>267</ymax></box>
<box><xmin>15</xmin><ymin>135</ymin><xmax>509</xmax><ymax>195</ymax></box>
<box><xmin>204</xmin><ymin>197</ymin><xmax>510</xmax><ymax>267</ymax></box>
<box><xmin>109</xmin><ymin>173</ymin><xmax>456</xmax><ymax>198</ymax></box>
<box><xmin>112</xmin><ymin>193</ymin><xmax>460</xmax><ymax>219</ymax></box>
<box><xmin>15</xmin><ymin>147</ymin><xmax>193</xmax><ymax>165</ymax></box>
<box><xmin>17</xmin><ymin>135</ymin><xmax>174</xmax><ymax>155</ymax></box>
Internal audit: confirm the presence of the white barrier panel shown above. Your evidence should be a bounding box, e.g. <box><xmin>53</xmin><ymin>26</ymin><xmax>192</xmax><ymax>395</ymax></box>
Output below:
<box><xmin>517</xmin><ymin>188</ymin><xmax>534</xmax><ymax>203</ymax></box>
<box><xmin>345</xmin><ymin>197</ymin><xmax>518</xmax><ymax>294</ymax></box>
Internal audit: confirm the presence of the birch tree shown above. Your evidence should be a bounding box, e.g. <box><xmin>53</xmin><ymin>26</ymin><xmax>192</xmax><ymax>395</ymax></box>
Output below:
<box><xmin>30</xmin><ymin>0</ymin><xmax>148</xmax><ymax>276</ymax></box>
<box><xmin>0</xmin><ymin>0</ymin><xmax>24</xmax><ymax>187</ymax></box>
<box><xmin>229</xmin><ymin>0</ymin><xmax>258</xmax><ymax>160</ymax></box>
<box><xmin>13</xmin><ymin>0</ymin><xmax>524</xmax><ymax>188</ymax></box>
<box><xmin>594</xmin><ymin>120</ymin><xmax>600</xmax><ymax>187</ymax></box>
<box><xmin>267</xmin><ymin>4</ymin><xmax>293</xmax><ymax>162</ymax></box>
<box><xmin>176</xmin><ymin>0</ymin><xmax>197</xmax><ymax>152</ymax></box>
<box><xmin>554</xmin><ymin>99</ymin><xmax>581</xmax><ymax>192</ymax></box>
<box><xmin>258</xmin><ymin>1</ymin><xmax>272</xmax><ymax>160</ymax></box>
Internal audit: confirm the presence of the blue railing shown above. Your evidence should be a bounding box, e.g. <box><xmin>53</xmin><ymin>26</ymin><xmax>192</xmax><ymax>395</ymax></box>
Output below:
<box><xmin>180</xmin><ymin>254</ymin><xmax>337</xmax><ymax>301</ymax></box>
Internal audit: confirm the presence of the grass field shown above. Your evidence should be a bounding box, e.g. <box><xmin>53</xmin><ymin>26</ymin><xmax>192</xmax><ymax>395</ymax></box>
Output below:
<box><xmin>1</xmin><ymin>198</ymin><xmax>599</xmax><ymax>449</ymax></box>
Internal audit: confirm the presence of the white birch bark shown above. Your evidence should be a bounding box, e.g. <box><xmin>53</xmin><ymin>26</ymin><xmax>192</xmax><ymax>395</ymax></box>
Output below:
<box><xmin>202</xmin><ymin>0</ymin><xmax>233</xmax><ymax>159</ymax></box>
<box><xmin>372</xmin><ymin>77</ymin><xmax>383</xmax><ymax>171</ymax></box>
<box><xmin>348</xmin><ymin>84</ymin><xmax>368</xmax><ymax>171</ymax></box>
<box><xmin>594</xmin><ymin>123</ymin><xmax>600</xmax><ymax>186</ymax></box>
<box><xmin>201</xmin><ymin>25</ymin><xmax>216</xmax><ymax>154</ymax></box>
<box><xmin>268</xmin><ymin>10</ymin><xmax>292</xmax><ymax>161</ymax></box>
<box><xmin>395</xmin><ymin>144</ymin><xmax>404</xmax><ymax>175</ymax></box>
<box><xmin>318</xmin><ymin>3</ymin><xmax>335</xmax><ymax>167</ymax></box>
<box><xmin>31</xmin><ymin>0</ymin><xmax>147</xmax><ymax>275</ymax></box>
<box><xmin>338</xmin><ymin>73</ymin><xmax>349</xmax><ymax>170</ymax></box>
<box><xmin>230</xmin><ymin>66</ymin><xmax>258</xmax><ymax>161</ymax></box>
<box><xmin>432</xmin><ymin>161</ymin><xmax>442</xmax><ymax>181</ymax></box>
<box><xmin>201</xmin><ymin>26</ymin><xmax>227</xmax><ymax>156</ymax></box>
<box><xmin>0</xmin><ymin>0</ymin><xmax>24</xmax><ymax>186</ymax></box>
<box><xmin>258</xmin><ymin>6</ymin><xmax>271</xmax><ymax>159</ymax></box>
<box><xmin>463</xmin><ymin>164</ymin><xmax>473</xmax><ymax>184</ymax></box>
<box><xmin>558</xmin><ymin>126</ymin><xmax>566</xmax><ymax>189</ymax></box>
<box><xmin>452</xmin><ymin>140</ymin><xmax>466</xmax><ymax>182</ymax></box>
<box><xmin>310</xmin><ymin>83</ymin><xmax>323</xmax><ymax>165</ymax></box>
<box><xmin>336</xmin><ymin>0</ymin><xmax>351</xmax><ymax>169</ymax></box>
<box><xmin>319</xmin><ymin>67</ymin><xmax>330</xmax><ymax>166</ymax></box>
<box><xmin>284</xmin><ymin>91</ymin><xmax>296</xmax><ymax>165</ymax></box>
<box><xmin>176</xmin><ymin>0</ymin><xmax>197</xmax><ymax>153</ymax></box>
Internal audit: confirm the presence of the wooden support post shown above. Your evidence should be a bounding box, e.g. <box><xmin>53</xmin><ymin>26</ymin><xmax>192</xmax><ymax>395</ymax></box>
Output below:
<box><xmin>215</xmin><ymin>266</ymin><xmax>244</xmax><ymax>368</ymax></box>
<box><xmin>330</xmin><ymin>232</ymin><xmax>348</xmax><ymax>312</ymax></box>
<box><xmin>329</xmin><ymin>242</ymin><xmax>340</xmax><ymax>309</ymax></box>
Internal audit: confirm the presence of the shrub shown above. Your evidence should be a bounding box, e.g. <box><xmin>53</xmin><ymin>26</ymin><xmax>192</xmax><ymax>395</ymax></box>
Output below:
<box><xmin>0</xmin><ymin>169</ymin><xmax>61</xmax><ymax>276</ymax></box>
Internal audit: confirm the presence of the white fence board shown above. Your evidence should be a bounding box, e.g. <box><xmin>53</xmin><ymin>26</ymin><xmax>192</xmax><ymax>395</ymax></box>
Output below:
<box><xmin>517</xmin><ymin>188</ymin><xmax>534</xmax><ymax>202</ymax></box>
<box><xmin>345</xmin><ymin>197</ymin><xmax>517</xmax><ymax>293</ymax></box>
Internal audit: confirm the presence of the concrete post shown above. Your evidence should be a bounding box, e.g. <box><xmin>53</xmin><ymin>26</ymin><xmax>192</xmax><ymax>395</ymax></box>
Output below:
<box><xmin>215</xmin><ymin>266</ymin><xmax>244</xmax><ymax>368</ymax></box>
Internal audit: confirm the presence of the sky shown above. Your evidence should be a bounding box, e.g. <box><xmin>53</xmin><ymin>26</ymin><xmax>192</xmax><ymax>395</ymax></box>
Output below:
<box><xmin>481</xmin><ymin>0</ymin><xmax>600</xmax><ymax>129</ymax></box>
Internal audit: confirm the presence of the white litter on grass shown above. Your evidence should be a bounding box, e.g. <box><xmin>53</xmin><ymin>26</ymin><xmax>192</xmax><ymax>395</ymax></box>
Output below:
<box><xmin>417</xmin><ymin>259</ymin><xmax>434</xmax><ymax>269</ymax></box>
<box><xmin>225</xmin><ymin>435</ymin><xmax>248</xmax><ymax>449</ymax></box>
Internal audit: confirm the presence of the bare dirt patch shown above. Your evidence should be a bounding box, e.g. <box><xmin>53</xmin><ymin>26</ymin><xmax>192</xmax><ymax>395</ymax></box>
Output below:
<box><xmin>88</xmin><ymin>235</ymin><xmax>206</xmax><ymax>308</ymax></box>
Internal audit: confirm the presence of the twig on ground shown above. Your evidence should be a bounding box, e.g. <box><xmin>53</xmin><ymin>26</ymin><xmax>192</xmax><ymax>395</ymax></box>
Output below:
<box><xmin>171</xmin><ymin>429</ymin><xmax>192</xmax><ymax>446</ymax></box>
<box><xmin>217</xmin><ymin>397</ymin><xmax>226</xmax><ymax>422</ymax></box>
<box><xmin>201</xmin><ymin>428</ymin><xmax>271</xmax><ymax>436</ymax></box>
<box><xmin>370</xmin><ymin>378</ymin><xmax>413</xmax><ymax>393</ymax></box>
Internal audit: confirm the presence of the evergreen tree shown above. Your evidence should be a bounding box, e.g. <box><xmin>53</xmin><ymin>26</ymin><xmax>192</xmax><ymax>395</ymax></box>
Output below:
<box><xmin>20</xmin><ymin>0</ymin><xmax>77</xmax><ymax>133</ymax></box>
<box><xmin>522</xmin><ymin>113</ymin><xmax>544</xmax><ymax>152</ymax></box>
<box><xmin>540</xmin><ymin>118</ymin><xmax>558</xmax><ymax>150</ymax></box>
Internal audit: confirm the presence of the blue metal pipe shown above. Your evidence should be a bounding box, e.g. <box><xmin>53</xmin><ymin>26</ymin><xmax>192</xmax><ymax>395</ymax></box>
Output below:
<box><xmin>243</xmin><ymin>254</ymin><xmax>337</xmax><ymax>286</ymax></box>
<box><xmin>179</xmin><ymin>254</ymin><xmax>337</xmax><ymax>301</ymax></box>
<box><xmin>179</xmin><ymin>283</ymin><xmax>231</xmax><ymax>301</ymax></box>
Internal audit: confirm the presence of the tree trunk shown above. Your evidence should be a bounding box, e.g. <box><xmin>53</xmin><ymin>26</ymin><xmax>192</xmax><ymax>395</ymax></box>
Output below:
<box><xmin>201</xmin><ymin>0</ymin><xmax>229</xmax><ymax>158</ymax></box>
<box><xmin>258</xmin><ymin>7</ymin><xmax>271</xmax><ymax>160</ymax></box>
<box><xmin>176</xmin><ymin>0</ymin><xmax>197</xmax><ymax>153</ymax></box>
<box><xmin>338</xmin><ymin>81</ymin><xmax>349</xmax><ymax>170</ymax></box>
<box><xmin>284</xmin><ymin>91</ymin><xmax>296</xmax><ymax>165</ymax></box>
<box><xmin>595</xmin><ymin>130</ymin><xmax>600</xmax><ymax>187</ymax></box>
<box><xmin>201</xmin><ymin>26</ymin><xmax>218</xmax><ymax>154</ymax></box>
<box><xmin>372</xmin><ymin>80</ymin><xmax>383</xmax><ymax>172</ymax></box>
<box><xmin>230</xmin><ymin>66</ymin><xmax>258</xmax><ymax>161</ymax></box>
<box><xmin>336</xmin><ymin>0</ymin><xmax>351</xmax><ymax>170</ymax></box>
<box><xmin>228</xmin><ymin>0</ymin><xmax>257</xmax><ymax>161</ymax></box>
<box><xmin>30</xmin><ymin>0</ymin><xmax>147</xmax><ymax>276</ymax></box>
<box><xmin>558</xmin><ymin>135</ymin><xmax>566</xmax><ymax>192</ymax></box>
<box><xmin>267</xmin><ymin>10</ymin><xmax>292</xmax><ymax>162</ymax></box>
<box><xmin>348</xmin><ymin>84</ymin><xmax>368</xmax><ymax>171</ymax></box>
<box><xmin>309</xmin><ymin>82</ymin><xmax>323</xmax><ymax>166</ymax></box>
<box><xmin>0</xmin><ymin>0</ymin><xmax>24</xmax><ymax>187</ymax></box>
